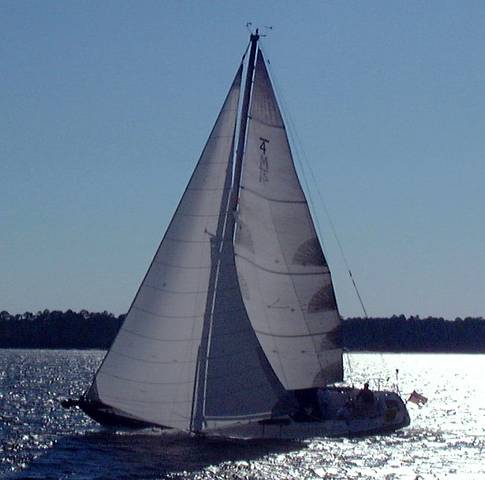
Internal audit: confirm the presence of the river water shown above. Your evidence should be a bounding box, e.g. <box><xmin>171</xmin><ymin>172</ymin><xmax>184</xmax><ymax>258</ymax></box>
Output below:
<box><xmin>0</xmin><ymin>350</ymin><xmax>483</xmax><ymax>479</ymax></box>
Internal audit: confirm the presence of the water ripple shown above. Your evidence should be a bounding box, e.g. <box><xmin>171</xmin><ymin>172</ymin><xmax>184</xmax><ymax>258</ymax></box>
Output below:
<box><xmin>0</xmin><ymin>350</ymin><xmax>484</xmax><ymax>479</ymax></box>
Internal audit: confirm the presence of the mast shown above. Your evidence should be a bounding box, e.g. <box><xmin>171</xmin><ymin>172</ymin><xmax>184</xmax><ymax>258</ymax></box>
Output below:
<box><xmin>232</xmin><ymin>29</ymin><xmax>259</xmax><ymax>209</ymax></box>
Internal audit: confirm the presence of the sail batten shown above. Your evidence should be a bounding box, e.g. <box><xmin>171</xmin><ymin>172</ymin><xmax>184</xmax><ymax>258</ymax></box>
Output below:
<box><xmin>234</xmin><ymin>50</ymin><xmax>343</xmax><ymax>391</ymax></box>
<box><xmin>236</xmin><ymin>253</ymin><xmax>328</xmax><ymax>276</ymax></box>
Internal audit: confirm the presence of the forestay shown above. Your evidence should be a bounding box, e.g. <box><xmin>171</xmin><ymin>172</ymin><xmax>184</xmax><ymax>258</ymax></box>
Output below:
<box><xmin>234</xmin><ymin>51</ymin><xmax>343</xmax><ymax>391</ymax></box>
<box><xmin>86</xmin><ymin>67</ymin><xmax>243</xmax><ymax>430</ymax></box>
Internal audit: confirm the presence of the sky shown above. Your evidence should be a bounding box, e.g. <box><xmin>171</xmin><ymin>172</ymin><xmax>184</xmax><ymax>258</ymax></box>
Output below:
<box><xmin>1</xmin><ymin>1</ymin><xmax>485</xmax><ymax>319</ymax></box>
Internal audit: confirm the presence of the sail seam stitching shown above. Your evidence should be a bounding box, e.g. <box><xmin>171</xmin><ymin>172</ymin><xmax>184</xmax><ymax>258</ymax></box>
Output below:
<box><xmin>164</xmin><ymin>236</ymin><xmax>234</xmax><ymax>244</ymax></box>
<box><xmin>254</xmin><ymin>329</ymin><xmax>337</xmax><ymax>338</ymax></box>
<box><xmin>98</xmin><ymin>370</ymin><xmax>193</xmax><ymax>385</ymax></box>
<box><xmin>109</xmin><ymin>349</ymin><xmax>196</xmax><ymax>365</ymax></box>
<box><xmin>152</xmin><ymin>259</ymin><xmax>246</xmax><ymax>270</ymax></box>
<box><xmin>240</xmin><ymin>185</ymin><xmax>307</xmax><ymax>204</ymax></box>
<box><xmin>120</xmin><ymin>325</ymin><xmax>254</xmax><ymax>344</ymax></box>
<box><xmin>153</xmin><ymin>259</ymin><xmax>211</xmax><ymax>270</ymax></box>
<box><xmin>142</xmin><ymin>283</ymin><xmax>242</xmax><ymax>295</ymax></box>
<box><xmin>187</xmin><ymin>187</ymin><xmax>231</xmax><ymax>191</ymax></box>
<box><xmin>235</xmin><ymin>253</ymin><xmax>327</xmax><ymax>276</ymax></box>
<box><xmin>248</xmin><ymin>115</ymin><xmax>284</xmax><ymax>129</ymax></box>
<box><xmin>132</xmin><ymin>305</ymin><xmax>246</xmax><ymax>319</ymax></box>
<box><xmin>132</xmin><ymin>306</ymin><xmax>205</xmax><ymax>319</ymax></box>
<box><xmin>121</xmin><ymin>327</ymin><xmax>200</xmax><ymax>342</ymax></box>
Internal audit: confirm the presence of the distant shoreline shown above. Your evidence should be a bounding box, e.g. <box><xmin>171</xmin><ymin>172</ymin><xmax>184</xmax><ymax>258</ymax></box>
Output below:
<box><xmin>1</xmin><ymin>310</ymin><xmax>484</xmax><ymax>353</ymax></box>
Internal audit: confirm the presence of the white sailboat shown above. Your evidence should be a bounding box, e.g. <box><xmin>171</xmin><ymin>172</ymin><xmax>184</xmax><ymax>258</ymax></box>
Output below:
<box><xmin>69</xmin><ymin>31</ymin><xmax>410</xmax><ymax>439</ymax></box>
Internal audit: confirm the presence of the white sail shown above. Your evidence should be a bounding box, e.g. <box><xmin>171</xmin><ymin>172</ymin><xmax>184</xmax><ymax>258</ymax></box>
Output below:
<box><xmin>235</xmin><ymin>51</ymin><xmax>343</xmax><ymax>391</ymax></box>
<box><xmin>198</xmin><ymin>175</ymin><xmax>288</xmax><ymax>429</ymax></box>
<box><xmin>87</xmin><ymin>67</ymin><xmax>243</xmax><ymax>430</ymax></box>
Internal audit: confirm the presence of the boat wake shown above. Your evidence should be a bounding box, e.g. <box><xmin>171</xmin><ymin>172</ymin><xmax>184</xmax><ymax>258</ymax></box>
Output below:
<box><xmin>7</xmin><ymin>429</ymin><xmax>302</xmax><ymax>480</ymax></box>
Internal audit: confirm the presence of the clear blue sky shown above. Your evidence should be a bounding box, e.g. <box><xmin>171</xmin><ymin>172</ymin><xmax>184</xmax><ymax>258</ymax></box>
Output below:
<box><xmin>2</xmin><ymin>1</ymin><xmax>484</xmax><ymax>319</ymax></box>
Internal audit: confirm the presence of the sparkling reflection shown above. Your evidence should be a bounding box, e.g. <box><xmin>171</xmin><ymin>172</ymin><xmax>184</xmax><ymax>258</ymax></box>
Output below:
<box><xmin>0</xmin><ymin>350</ymin><xmax>483</xmax><ymax>479</ymax></box>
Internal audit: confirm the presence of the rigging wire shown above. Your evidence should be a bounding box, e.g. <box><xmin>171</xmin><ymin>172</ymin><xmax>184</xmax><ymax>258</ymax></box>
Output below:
<box><xmin>260</xmin><ymin>44</ymin><xmax>369</xmax><ymax>321</ymax></box>
<box><xmin>241</xmin><ymin>41</ymin><xmax>250</xmax><ymax>62</ymax></box>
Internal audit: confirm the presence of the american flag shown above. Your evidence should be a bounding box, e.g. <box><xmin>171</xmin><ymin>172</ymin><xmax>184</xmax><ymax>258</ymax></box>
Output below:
<box><xmin>407</xmin><ymin>390</ymin><xmax>428</xmax><ymax>406</ymax></box>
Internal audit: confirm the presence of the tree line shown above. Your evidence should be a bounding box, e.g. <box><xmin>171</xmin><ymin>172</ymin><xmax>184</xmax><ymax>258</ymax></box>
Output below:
<box><xmin>342</xmin><ymin>315</ymin><xmax>485</xmax><ymax>352</ymax></box>
<box><xmin>0</xmin><ymin>310</ymin><xmax>122</xmax><ymax>349</ymax></box>
<box><xmin>0</xmin><ymin>310</ymin><xmax>484</xmax><ymax>352</ymax></box>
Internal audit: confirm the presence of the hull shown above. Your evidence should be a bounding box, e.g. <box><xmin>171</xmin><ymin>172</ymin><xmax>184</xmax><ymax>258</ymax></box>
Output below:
<box><xmin>78</xmin><ymin>400</ymin><xmax>168</xmax><ymax>430</ymax></box>
<box><xmin>79</xmin><ymin>388</ymin><xmax>409</xmax><ymax>440</ymax></box>
<box><xmin>203</xmin><ymin>389</ymin><xmax>410</xmax><ymax>440</ymax></box>
<box><xmin>204</xmin><ymin>411</ymin><xmax>410</xmax><ymax>440</ymax></box>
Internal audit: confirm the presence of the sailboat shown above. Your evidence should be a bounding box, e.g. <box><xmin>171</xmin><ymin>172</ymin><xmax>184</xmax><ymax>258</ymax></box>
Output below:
<box><xmin>66</xmin><ymin>31</ymin><xmax>410</xmax><ymax>439</ymax></box>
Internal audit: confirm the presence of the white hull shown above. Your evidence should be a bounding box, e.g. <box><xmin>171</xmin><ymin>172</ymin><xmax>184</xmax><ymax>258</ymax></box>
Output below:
<box><xmin>203</xmin><ymin>389</ymin><xmax>410</xmax><ymax>440</ymax></box>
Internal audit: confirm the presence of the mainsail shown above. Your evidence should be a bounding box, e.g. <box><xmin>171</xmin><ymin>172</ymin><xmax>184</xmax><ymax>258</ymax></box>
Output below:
<box><xmin>234</xmin><ymin>51</ymin><xmax>343</xmax><ymax>390</ymax></box>
<box><xmin>86</xmin><ymin>67</ymin><xmax>245</xmax><ymax>430</ymax></box>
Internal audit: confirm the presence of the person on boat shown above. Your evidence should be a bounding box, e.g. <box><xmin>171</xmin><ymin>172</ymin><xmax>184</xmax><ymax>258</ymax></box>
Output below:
<box><xmin>357</xmin><ymin>382</ymin><xmax>375</xmax><ymax>405</ymax></box>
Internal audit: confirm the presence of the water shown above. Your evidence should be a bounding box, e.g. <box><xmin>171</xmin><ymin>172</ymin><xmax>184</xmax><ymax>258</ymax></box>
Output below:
<box><xmin>0</xmin><ymin>350</ymin><xmax>483</xmax><ymax>479</ymax></box>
